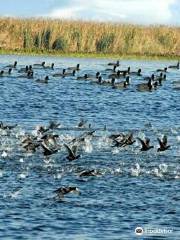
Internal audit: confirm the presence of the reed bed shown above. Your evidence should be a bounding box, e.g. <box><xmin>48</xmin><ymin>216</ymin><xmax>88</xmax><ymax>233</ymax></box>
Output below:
<box><xmin>0</xmin><ymin>17</ymin><xmax>179</xmax><ymax>57</ymax></box>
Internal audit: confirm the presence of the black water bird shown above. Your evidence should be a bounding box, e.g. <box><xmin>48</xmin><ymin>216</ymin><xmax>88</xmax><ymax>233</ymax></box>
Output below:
<box><xmin>44</xmin><ymin>63</ymin><xmax>54</xmax><ymax>70</ymax></box>
<box><xmin>137</xmin><ymin>137</ymin><xmax>154</xmax><ymax>151</ymax></box>
<box><xmin>157</xmin><ymin>135</ymin><xmax>170</xmax><ymax>152</ymax></box>
<box><xmin>108</xmin><ymin>60</ymin><xmax>120</xmax><ymax>67</ymax></box>
<box><xmin>78</xmin><ymin>119</ymin><xmax>87</xmax><ymax>128</ymax></box>
<box><xmin>53</xmin><ymin>69</ymin><xmax>66</xmax><ymax>77</ymax></box>
<box><xmin>121</xmin><ymin>133</ymin><xmax>136</xmax><ymax>147</ymax></box>
<box><xmin>6</xmin><ymin>61</ymin><xmax>17</xmax><ymax>68</ymax></box>
<box><xmin>54</xmin><ymin>186</ymin><xmax>80</xmax><ymax>198</ymax></box>
<box><xmin>130</xmin><ymin>68</ymin><xmax>142</xmax><ymax>76</ymax></box>
<box><xmin>36</xmin><ymin>76</ymin><xmax>49</xmax><ymax>84</ymax></box>
<box><xmin>79</xmin><ymin>169</ymin><xmax>99</xmax><ymax>177</ymax></box>
<box><xmin>156</xmin><ymin>67</ymin><xmax>167</xmax><ymax>72</ymax></box>
<box><xmin>41</xmin><ymin>133</ymin><xmax>59</xmax><ymax>146</ymax></box>
<box><xmin>168</xmin><ymin>61</ymin><xmax>179</xmax><ymax>69</ymax></box>
<box><xmin>119</xmin><ymin>66</ymin><xmax>131</xmax><ymax>75</ymax></box>
<box><xmin>67</xmin><ymin>64</ymin><xmax>80</xmax><ymax>71</ymax></box>
<box><xmin>63</xmin><ymin>70</ymin><xmax>76</xmax><ymax>77</ymax></box>
<box><xmin>64</xmin><ymin>144</ymin><xmax>80</xmax><ymax>161</ymax></box>
<box><xmin>144</xmin><ymin>74</ymin><xmax>155</xmax><ymax>81</ymax></box>
<box><xmin>33</xmin><ymin>61</ymin><xmax>45</xmax><ymax>67</ymax></box>
<box><xmin>41</xmin><ymin>141</ymin><xmax>58</xmax><ymax>156</ymax></box>
<box><xmin>77</xmin><ymin>74</ymin><xmax>88</xmax><ymax>80</ymax></box>
<box><xmin>0</xmin><ymin>121</ymin><xmax>17</xmax><ymax>130</ymax></box>
<box><xmin>18</xmin><ymin>65</ymin><xmax>29</xmax><ymax>73</ymax></box>
<box><xmin>137</xmin><ymin>79</ymin><xmax>154</xmax><ymax>91</ymax></box>
<box><xmin>48</xmin><ymin>121</ymin><xmax>61</xmax><ymax>130</ymax></box>
<box><xmin>105</xmin><ymin>65</ymin><xmax>117</xmax><ymax>72</ymax></box>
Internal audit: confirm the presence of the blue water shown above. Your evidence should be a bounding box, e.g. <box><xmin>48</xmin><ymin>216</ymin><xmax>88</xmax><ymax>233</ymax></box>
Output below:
<box><xmin>0</xmin><ymin>55</ymin><xmax>179</xmax><ymax>239</ymax></box>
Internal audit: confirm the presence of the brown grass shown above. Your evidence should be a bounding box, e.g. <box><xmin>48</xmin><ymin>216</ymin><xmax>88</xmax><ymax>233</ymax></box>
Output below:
<box><xmin>0</xmin><ymin>17</ymin><xmax>180</xmax><ymax>57</ymax></box>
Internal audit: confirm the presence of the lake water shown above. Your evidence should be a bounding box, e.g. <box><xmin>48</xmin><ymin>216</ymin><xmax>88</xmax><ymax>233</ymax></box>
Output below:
<box><xmin>0</xmin><ymin>55</ymin><xmax>179</xmax><ymax>239</ymax></box>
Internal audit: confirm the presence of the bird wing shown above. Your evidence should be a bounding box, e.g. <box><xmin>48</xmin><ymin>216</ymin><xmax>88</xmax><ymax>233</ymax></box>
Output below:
<box><xmin>137</xmin><ymin>137</ymin><xmax>146</xmax><ymax>148</ymax></box>
<box><xmin>145</xmin><ymin>138</ymin><xmax>150</xmax><ymax>146</ymax></box>
<box><xmin>72</xmin><ymin>145</ymin><xmax>78</xmax><ymax>155</ymax></box>
<box><xmin>162</xmin><ymin>135</ymin><xmax>167</xmax><ymax>146</ymax></box>
<box><xmin>157</xmin><ymin>138</ymin><xmax>164</xmax><ymax>148</ymax></box>
<box><xmin>64</xmin><ymin>144</ymin><xmax>75</xmax><ymax>158</ymax></box>
<box><xmin>41</xmin><ymin>142</ymin><xmax>52</xmax><ymax>154</ymax></box>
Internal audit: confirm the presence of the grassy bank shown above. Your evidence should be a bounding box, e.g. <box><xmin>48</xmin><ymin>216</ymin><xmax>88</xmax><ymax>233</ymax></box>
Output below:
<box><xmin>0</xmin><ymin>18</ymin><xmax>180</xmax><ymax>58</ymax></box>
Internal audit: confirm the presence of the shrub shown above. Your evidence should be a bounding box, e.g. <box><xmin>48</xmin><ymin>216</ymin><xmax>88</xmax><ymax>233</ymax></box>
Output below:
<box><xmin>96</xmin><ymin>33</ymin><xmax>115</xmax><ymax>52</ymax></box>
<box><xmin>34</xmin><ymin>33</ymin><xmax>41</xmax><ymax>48</ymax></box>
<box><xmin>52</xmin><ymin>37</ymin><xmax>68</xmax><ymax>51</ymax></box>
<box><xmin>42</xmin><ymin>29</ymin><xmax>51</xmax><ymax>49</ymax></box>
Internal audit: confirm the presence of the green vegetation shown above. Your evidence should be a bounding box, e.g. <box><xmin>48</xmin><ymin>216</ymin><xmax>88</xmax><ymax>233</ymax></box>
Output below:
<box><xmin>0</xmin><ymin>18</ymin><xmax>179</xmax><ymax>58</ymax></box>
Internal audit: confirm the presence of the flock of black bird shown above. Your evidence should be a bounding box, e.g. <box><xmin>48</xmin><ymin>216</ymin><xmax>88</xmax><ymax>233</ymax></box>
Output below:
<box><xmin>0</xmin><ymin>118</ymin><xmax>173</xmax><ymax>199</ymax></box>
<box><xmin>0</xmin><ymin>59</ymin><xmax>179</xmax><ymax>199</ymax></box>
<box><xmin>0</xmin><ymin>60</ymin><xmax>179</xmax><ymax>91</ymax></box>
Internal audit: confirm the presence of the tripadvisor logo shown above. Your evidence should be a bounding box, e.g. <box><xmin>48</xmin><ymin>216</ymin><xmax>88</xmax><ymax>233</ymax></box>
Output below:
<box><xmin>135</xmin><ymin>227</ymin><xmax>144</xmax><ymax>235</ymax></box>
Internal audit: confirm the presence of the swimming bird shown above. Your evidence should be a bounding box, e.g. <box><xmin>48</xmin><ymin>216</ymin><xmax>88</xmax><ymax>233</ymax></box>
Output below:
<box><xmin>6</xmin><ymin>61</ymin><xmax>17</xmax><ymax>68</ymax></box>
<box><xmin>144</xmin><ymin>74</ymin><xmax>155</xmax><ymax>81</ymax></box>
<box><xmin>33</xmin><ymin>61</ymin><xmax>45</xmax><ymax>67</ymax></box>
<box><xmin>137</xmin><ymin>79</ymin><xmax>154</xmax><ymax>91</ymax></box>
<box><xmin>111</xmin><ymin>76</ymin><xmax>130</xmax><ymax>89</ymax></box>
<box><xmin>0</xmin><ymin>69</ymin><xmax>12</xmax><ymax>77</ymax></box>
<box><xmin>119</xmin><ymin>66</ymin><xmax>131</xmax><ymax>75</ymax></box>
<box><xmin>130</xmin><ymin>68</ymin><xmax>142</xmax><ymax>76</ymax></box>
<box><xmin>18</xmin><ymin>65</ymin><xmax>29</xmax><ymax>73</ymax></box>
<box><xmin>67</xmin><ymin>64</ymin><xmax>80</xmax><ymax>71</ymax></box>
<box><xmin>77</xmin><ymin>74</ymin><xmax>89</xmax><ymax>80</ymax></box>
<box><xmin>156</xmin><ymin>67</ymin><xmax>167</xmax><ymax>72</ymax></box>
<box><xmin>108</xmin><ymin>70</ymin><xmax>123</xmax><ymax>79</ymax></box>
<box><xmin>0</xmin><ymin>121</ymin><xmax>17</xmax><ymax>130</ymax></box>
<box><xmin>108</xmin><ymin>60</ymin><xmax>120</xmax><ymax>67</ymax></box>
<box><xmin>105</xmin><ymin>65</ymin><xmax>117</xmax><ymax>72</ymax></box>
<box><xmin>137</xmin><ymin>137</ymin><xmax>154</xmax><ymax>151</ymax></box>
<box><xmin>64</xmin><ymin>144</ymin><xmax>80</xmax><ymax>161</ymax></box>
<box><xmin>27</xmin><ymin>71</ymin><xmax>34</xmax><ymax>79</ymax></box>
<box><xmin>78</xmin><ymin>119</ymin><xmax>87</xmax><ymax>128</ymax></box>
<box><xmin>43</xmin><ymin>63</ymin><xmax>54</xmax><ymax>70</ymax></box>
<box><xmin>62</xmin><ymin>70</ymin><xmax>76</xmax><ymax>77</ymax></box>
<box><xmin>79</xmin><ymin>169</ymin><xmax>99</xmax><ymax>177</ymax></box>
<box><xmin>48</xmin><ymin>121</ymin><xmax>61</xmax><ymax>130</ymax></box>
<box><xmin>36</xmin><ymin>76</ymin><xmax>49</xmax><ymax>84</ymax></box>
<box><xmin>157</xmin><ymin>135</ymin><xmax>170</xmax><ymax>152</ymax></box>
<box><xmin>54</xmin><ymin>186</ymin><xmax>80</xmax><ymax>199</ymax></box>
<box><xmin>168</xmin><ymin>61</ymin><xmax>179</xmax><ymax>69</ymax></box>
<box><xmin>52</xmin><ymin>69</ymin><xmax>66</xmax><ymax>77</ymax></box>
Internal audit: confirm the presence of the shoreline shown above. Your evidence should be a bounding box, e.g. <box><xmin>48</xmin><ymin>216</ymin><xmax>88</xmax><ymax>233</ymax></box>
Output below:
<box><xmin>0</xmin><ymin>49</ymin><xmax>179</xmax><ymax>60</ymax></box>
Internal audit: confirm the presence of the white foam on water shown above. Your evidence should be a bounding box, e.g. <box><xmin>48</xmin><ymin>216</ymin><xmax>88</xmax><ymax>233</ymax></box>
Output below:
<box><xmin>112</xmin><ymin>148</ymin><xmax>119</xmax><ymax>154</ymax></box>
<box><xmin>159</xmin><ymin>163</ymin><xmax>168</xmax><ymax>173</ymax></box>
<box><xmin>177</xmin><ymin>136</ymin><xmax>180</xmax><ymax>142</ymax></box>
<box><xmin>1</xmin><ymin>151</ymin><xmax>8</xmax><ymax>158</ymax></box>
<box><xmin>83</xmin><ymin>140</ymin><xmax>93</xmax><ymax>153</ymax></box>
<box><xmin>0</xmin><ymin>170</ymin><xmax>3</xmax><ymax>177</ymax></box>
<box><xmin>18</xmin><ymin>172</ymin><xmax>28</xmax><ymax>179</ymax></box>
<box><xmin>10</xmin><ymin>189</ymin><xmax>22</xmax><ymax>199</ymax></box>
<box><xmin>19</xmin><ymin>158</ymin><xmax>24</xmax><ymax>163</ymax></box>
<box><xmin>130</xmin><ymin>163</ymin><xmax>141</xmax><ymax>177</ymax></box>
<box><xmin>152</xmin><ymin>168</ymin><xmax>163</xmax><ymax>178</ymax></box>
